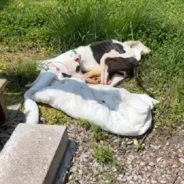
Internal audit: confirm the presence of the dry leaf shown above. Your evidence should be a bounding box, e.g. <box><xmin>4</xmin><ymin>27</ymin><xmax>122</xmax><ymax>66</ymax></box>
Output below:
<box><xmin>173</xmin><ymin>160</ymin><xmax>178</xmax><ymax>165</ymax></box>
<box><xmin>133</xmin><ymin>139</ymin><xmax>139</xmax><ymax>146</ymax></box>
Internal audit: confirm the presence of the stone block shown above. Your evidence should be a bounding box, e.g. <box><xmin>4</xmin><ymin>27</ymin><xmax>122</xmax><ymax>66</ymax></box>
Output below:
<box><xmin>0</xmin><ymin>123</ymin><xmax>68</xmax><ymax>184</ymax></box>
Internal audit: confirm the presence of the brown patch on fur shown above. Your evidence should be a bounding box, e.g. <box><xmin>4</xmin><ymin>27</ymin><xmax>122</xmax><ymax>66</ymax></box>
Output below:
<box><xmin>105</xmin><ymin>57</ymin><xmax>138</xmax><ymax>80</ymax></box>
<box><xmin>84</xmin><ymin>70</ymin><xmax>101</xmax><ymax>84</ymax></box>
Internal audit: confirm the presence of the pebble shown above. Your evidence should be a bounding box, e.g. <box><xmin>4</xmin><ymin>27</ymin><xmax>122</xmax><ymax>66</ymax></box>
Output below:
<box><xmin>157</xmin><ymin>157</ymin><xmax>162</xmax><ymax>162</ymax></box>
<box><xmin>151</xmin><ymin>145</ymin><xmax>161</xmax><ymax>150</ymax></box>
<box><xmin>179</xmin><ymin>158</ymin><xmax>184</xmax><ymax>164</ymax></box>
<box><xmin>126</xmin><ymin>140</ymin><xmax>133</xmax><ymax>145</ymax></box>
<box><xmin>127</xmin><ymin>176</ymin><xmax>132</xmax><ymax>181</ymax></box>
<box><xmin>129</xmin><ymin>181</ymin><xmax>135</xmax><ymax>184</ymax></box>
<box><xmin>137</xmin><ymin>180</ymin><xmax>141</xmax><ymax>184</ymax></box>
<box><xmin>166</xmin><ymin>142</ymin><xmax>170</xmax><ymax>146</ymax></box>
<box><xmin>151</xmin><ymin>180</ymin><xmax>157</xmax><ymax>184</ymax></box>
<box><xmin>122</xmin><ymin>178</ymin><xmax>127</xmax><ymax>182</ymax></box>
<box><xmin>133</xmin><ymin>175</ymin><xmax>138</xmax><ymax>180</ymax></box>
<box><xmin>117</xmin><ymin>175</ymin><xmax>123</xmax><ymax>181</ymax></box>
<box><xmin>149</xmin><ymin>162</ymin><xmax>155</xmax><ymax>167</ymax></box>
<box><xmin>140</xmin><ymin>162</ymin><xmax>146</xmax><ymax>166</ymax></box>
<box><xmin>160</xmin><ymin>180</ymin><xmax>167</xmax><ymax>184</ymax></box>
<box><xmin>147</xmin><ymin>166</ymin><xmax>152</xmax><ymax>171</ymax></box>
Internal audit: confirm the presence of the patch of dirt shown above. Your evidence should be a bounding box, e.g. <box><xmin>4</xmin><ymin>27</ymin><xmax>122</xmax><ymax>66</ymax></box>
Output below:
<box><xmin>0</xmin><ymin>44</ymin><xmax>55</xmax><ymax>64</ymax></box>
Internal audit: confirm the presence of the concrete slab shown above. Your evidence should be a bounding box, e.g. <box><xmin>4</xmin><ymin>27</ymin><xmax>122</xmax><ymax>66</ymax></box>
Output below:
<box><xmin>0</xmin><ymin>123</ymin><xmax>68</xmax><ymax>184</ymax></box>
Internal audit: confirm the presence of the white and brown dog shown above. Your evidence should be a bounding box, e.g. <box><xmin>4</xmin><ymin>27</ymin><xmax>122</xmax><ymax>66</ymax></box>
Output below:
<box><xmin>68</xmin><ymin>39</ymin><xmax>151</xmax><ymax>86</ymax></box>
<box><xmin>26</xmin><ymin>39</ymin><xmax>150</xmax><ymax>88</ymax></box>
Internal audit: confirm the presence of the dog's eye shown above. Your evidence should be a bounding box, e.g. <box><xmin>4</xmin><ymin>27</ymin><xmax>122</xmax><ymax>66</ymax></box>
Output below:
<box><xmin>75</xmin><ymin>66</ymin><xmax>81</xmax><ymax>72</ymax></box>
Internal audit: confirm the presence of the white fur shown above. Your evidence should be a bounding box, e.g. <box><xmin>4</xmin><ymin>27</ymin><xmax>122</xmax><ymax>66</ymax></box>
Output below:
<box><xmin>74</xmin><ymin>40</ymin><xmax>151</xmax><ymax>86</ymax></box>
<box><xmin>75</xmin><ymin>46</ymin><xmax>100</xmax><ymax>71</ymax></box>
<box><xmin>27</xmin><ymin>40</ymin><xmax>151</xmax><ymax>88</ymax></box>
<box><xmin>25</xmin><ymin>51</ymin><xmax>83</xmax><ymax>88</ymax></box>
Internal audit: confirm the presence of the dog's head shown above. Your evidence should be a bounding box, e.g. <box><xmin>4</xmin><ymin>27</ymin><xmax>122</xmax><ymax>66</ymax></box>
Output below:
<box><xmin>131</xmin><ymin>41</ymin><xmax>151</xmax><ymax>55</ymax></box>
<box><xmin>56</xmin><ymin>52</ymin><xmax>84</xmax><ymax>80</ymax></box>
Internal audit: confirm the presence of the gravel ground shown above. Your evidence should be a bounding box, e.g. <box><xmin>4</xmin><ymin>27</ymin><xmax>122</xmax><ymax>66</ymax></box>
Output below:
<box><xmin>1</xmin><ymin>116</ymin><xmax>184</xmax><ymax>184</ymax></box>
<box><xmin>66</xmin><ymin>124</ymin><xmax>184</xmax><ymax>184</ymax></box>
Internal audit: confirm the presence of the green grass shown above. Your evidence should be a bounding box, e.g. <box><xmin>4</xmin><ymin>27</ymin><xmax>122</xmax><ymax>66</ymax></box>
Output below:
<box><xmin>1</xmin><ymin>0</ymin><xmax>184</xmax><ymax>162</ymax></box>
<box><xmin>94</xmin><ymin>144</ymin><xmax>113</xmax><ymax>164</ymax></box>
<box><xmin>77</xmin><ymin>119</ymin><xmax>112</xmax><ymax>141</ymax></box>
<box><xmin>0</xmin><ymin>60</ymin><xmax>38</xmax><ymax>91</ymax></box>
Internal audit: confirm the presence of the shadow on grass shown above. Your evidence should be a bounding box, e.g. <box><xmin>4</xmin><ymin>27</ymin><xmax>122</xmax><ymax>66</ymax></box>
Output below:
<box><xmin>4</xmin><ymin>92</ymin><xmax>24</xmax><ymax>106</ymax></box>
<box><xmin>0</xmin><ymin>72</ymin><xmax>37</xmax><ymax>93</ymax></box>
<box><xmin>0</xmin><ymin>0</ymin><xmax>10</xmax><ymax>11</ymax></box>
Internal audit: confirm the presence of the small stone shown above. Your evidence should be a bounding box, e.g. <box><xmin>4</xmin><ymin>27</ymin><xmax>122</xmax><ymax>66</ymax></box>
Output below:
<box><xmin>137</xmin><ymin>175</ymin><xmax>142</xmax><ymax>180</ymax></box>
<box><xmin>121</xmin><ymin>141</ymin><xmax>126</xmax><ymax>146</ymax></box>
<box><xmin>92</xmin><ymin>178</ymin><xmax>96</xmax><ymax>182</ymax></box>
<box><xmin>151</xmin><ymin>180</ymin><xmax>157</xmax><ymax>184</ymax></box>
<box><xmin>166</xmin><ymin>142</ymin><xmax>169</xmax><ymax>146</ymax></box>
<box><xmin>140</xmin><ymin>162</ymin><xmax>146</xmax><ymax>166</ymax></box>
<box><xmin>130</xmin><ymin>181</ymin><xmax>135</xmax><ymax>184</ymax></box>
<box><xmin>70</xmin><ymin>166</ymin><xmax>77</xmax><ymax>173</ymax></box>
<box><xmin>178</xmin><ymin>149</ymin><xmax>182</xmax><ymax>153</ymax></box>
<box><xmin>126</xmin><ymin>140</ymin><xmax>133</xmax><ymax>145</ymax></box>
<box><xmin>122</xmin><ymin>178</ymin><xmax>127</xmax><ymax>182</ymax></box>
<box><xmin>78</xmin><ymin>169</ymin><xmax>83</xmax><ymax>174</ymax></box>
<box><xmin>68</xmin><ymin>174</ymin><xmax>73</xmax><ymax>180</ymax></box>
<box><xmin>160</xmin><ymin>180</ymin><xmax>167</xmax><ymax>184</ymax></box>
<box><xmin>133</xmin><ymin>175</ymin><xmax>138</xmax><ymax>180</ymax></box>
<box><xmin>149</xmin><ymin>162</ymin><xmax>155</xmax><ymax>167</ymax></box>
<box><xmin>127</xmin><ymin>155</ymin><xmax>135</xmax><ymax>164</ymax></box>
<box><xmin>137</xmin><ymin>180</ymin><xmax>141</xmax><ymax>184</ymax></box>
<box><xmin>144</xmin><ymin>167</ymin><xmax>148</xmax><ymax>172</ymax></box>
<box><xmin>179</xmin><ymin>158</ymin><xmax>184</xmax><ymax>164</ymax></box>
<box><xmin>127</xmin><ymin>176</ymin><xmax>132</xmax><ymax>181</ymax></box>
<box><xmin>147</xmin><ymin>166</ymin><xmax>152</xmax><ymax>171</ymax></box>
<box><xmin>151</xmin><ymin>145</ymin><xmax>161</xmax><ymax>150</ymax></box>
<box><xmin>117</xmin><ymin>175</ymin><xmax>124</xmax><ymax>181</ymax></box>
<box><xmin>117</xmin><ymin>157</ymin><xmax>121</xmax><ymax>161</ymax></box>
<box><xmin>40</xmin><ymin>117</ymin><xmax>46</xmax><ymax>124</ymax></box>
<box><xmin>157</xmin><ymin>157</ymin><xmax>162</xmax><ymax>162</ymax></box>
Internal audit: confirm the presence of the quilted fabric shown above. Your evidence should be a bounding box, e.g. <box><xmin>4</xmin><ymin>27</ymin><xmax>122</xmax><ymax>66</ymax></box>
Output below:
<box><xmin>24</xmin><ymin>71</ymin><xmax>158</xmax><ymax>136</ymax></box>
